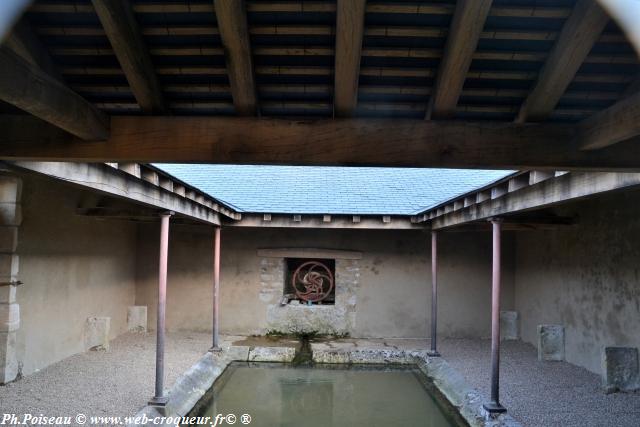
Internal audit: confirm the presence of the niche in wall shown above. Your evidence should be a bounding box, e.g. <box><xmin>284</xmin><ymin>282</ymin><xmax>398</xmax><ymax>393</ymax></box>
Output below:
<box><xmin>285</xmin><ymin>258</ymin><xmax>336</xmax><ymax>305</ymax></box>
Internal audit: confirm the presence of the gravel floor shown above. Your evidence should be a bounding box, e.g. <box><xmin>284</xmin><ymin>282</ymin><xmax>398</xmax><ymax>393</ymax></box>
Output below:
<box><xmin>0</xmin><ymin>331</ymin><xmax>210</xmax><ymax>421</ymax></box>
<box><xmin>1</xmin><ymin>334</ymin><xmax>638</xmax><ymax>427</ymax></box>
<box><xmin>439</xmin><ymin>338</ymin><xmax>640</xmax><ymax>427</ymax></box>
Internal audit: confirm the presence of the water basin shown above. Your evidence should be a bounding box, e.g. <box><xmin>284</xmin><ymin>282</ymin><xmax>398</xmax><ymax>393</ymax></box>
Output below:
<box><xmin>188</xmin><ymin>362</ymin><xmax>467</xmax><ymax>427</ymax></box>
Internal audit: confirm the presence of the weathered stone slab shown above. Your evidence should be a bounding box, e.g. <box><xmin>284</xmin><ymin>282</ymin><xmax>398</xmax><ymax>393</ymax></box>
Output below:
<box><xmin>602</xmin><ymin>347</ymin><xmax>640</xmax><ymax>393</ymax></box>
<box><xmin>500</xmin><ymin>311</ymin><xmax>519</xmax><ymax>340</ymax></box>
<box><xmin>248</xmin><ymin>346</ymin><xmax>296</xmax><ymax>362</ymax></box>
<box><xmin>312</xmin><ymin>349</ymin><xmax>351</xmax><ymax>364</ymax></box>
<box><xmin>266</xmin><ymin>304</ymin><xmax>350</xmax><ymax>335</ymax></box>
<box><xmin>0</xmin><ymin>303</ymin><xmax>19</xmax><ymax>332</ymax></box>
<box><xmin>0</xmin><ymin>331</ymin><xmax>18</xmax><ymax>384</ymax></box>
<box><xmin>127</xmin><ymin>306</ymin><xmax>147</xmax><ymax>332</ymax></box>
<box><xmin>537</xmin><ymin>324</ymin><xmax>564</xmax><ymax>361</ymax></box>
<box><xmin>85</xmin><ymin>317</ymin><xmax>110</xmax><ymax>351</ymax></box>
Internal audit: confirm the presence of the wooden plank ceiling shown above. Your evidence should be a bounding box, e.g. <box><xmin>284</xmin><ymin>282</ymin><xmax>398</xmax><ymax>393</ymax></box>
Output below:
<box><xmin>0</xmin><ymin>0</ymin><xmax>638</xmax><ymax>167</ymax></box>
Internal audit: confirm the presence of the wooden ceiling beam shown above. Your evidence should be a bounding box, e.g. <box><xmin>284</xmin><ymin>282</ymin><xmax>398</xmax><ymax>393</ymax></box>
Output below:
<box><xmin>426</xmin><ymin>0</ymin><xmax>492</xmax><ymax>120</ymax></box>
<box><xmin>2</xmin><ymin>115</ymin><xmax>640</xmax><ymax>170</ymax></box>
<box><xmin>334</xmin><ymin>0</ymin><xmax>366</xmax><ymax>117</ymax></box>
<box><xmin>578</xmin><ymin>90</ymin><xmax>640</xmax><ymax>150</ymax></box>
<box><xmin>91</xmin><ymin>0</ymin><xmax>166</xmax><ymax>114</ymax></box>
<box><xmin>515</xmin><ymin>0</ymin><xmax>609</xmax><ymax>123</ymax></box>
<box><xmin>214</xmin><ymin>0</ymin><xmax>257</xmax><ymax>116</ymax></box>
<box><xmin>0</xmin><ymin>47</ymin><xmax>109</xmax><ymax>140</ymax></box>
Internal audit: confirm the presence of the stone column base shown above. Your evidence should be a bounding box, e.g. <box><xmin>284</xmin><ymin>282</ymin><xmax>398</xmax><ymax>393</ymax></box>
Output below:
<box><xmin>537</xmin><ymin>324</ymin><xmax>564</xmax><ymax>361</ymax></box>
<box><xmin>602</xmin><ymin>347</ymin><xmax>640</xmax><ymax>393</ymax></box>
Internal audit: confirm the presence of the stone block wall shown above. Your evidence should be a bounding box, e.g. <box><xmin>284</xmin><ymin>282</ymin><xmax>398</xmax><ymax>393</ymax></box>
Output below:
<box><xmin>0</xmin><ymin>174</ymin><xmax>21</xmax><ymax>384</ymax></box>
<box><xmin>262</xmin><ymin>257</ymin><xmax>360</xmax><ymax>336</ymax></box>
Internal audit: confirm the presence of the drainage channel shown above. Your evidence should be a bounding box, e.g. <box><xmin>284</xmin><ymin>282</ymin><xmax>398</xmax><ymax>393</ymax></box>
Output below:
<box><xmin>291</xmin><ymin>334</ymin><xmax>313</xmax><ymax>365</ymax></box>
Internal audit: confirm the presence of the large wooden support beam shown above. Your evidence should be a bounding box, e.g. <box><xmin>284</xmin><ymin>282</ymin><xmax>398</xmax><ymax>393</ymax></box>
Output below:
<box><xmin>0</xmin><ymin>47</ymin><xmax>109</xmax><ymax>140</ymax></box>
<box><xmin>425</xmin><ymin>0</ymin><xmax>492</xmax><ymax>120</ymax></box>
<box><xmin>92</xmin><ymin>0</ymin><xmax>166</xmax><ymax>114</ymax></box>
<box><xmin>8</xmin><ymin>161</ymin><xmax>221</xmax><ymax>225</ymax></box>
<box><xmin>3</xmin><ymin>116</ymin><xmax>640</xmax><ymax>170</ymax></box>
<box><xmin>214</xmin><ymin>0</ymin><xmax>257</xmax><ymax>116</ymax></box>
<box><xmin>334</xmin><ymin>0</ymin><xmax>366</xmax><ymax>117</ymax></box>
<box><xmin>431</xmin><ymin>172</ymin><xmax>640</xmax><ymax>230</ymax></box>
<box><xmin>578</xmin><ymin>91</ymin><xmax>640</xmax><ymax>150</ymax></box>
<box><xmin>516</xmin><ymin>0</ymin><xmax>609</xmax><ymax>122</ymax></box>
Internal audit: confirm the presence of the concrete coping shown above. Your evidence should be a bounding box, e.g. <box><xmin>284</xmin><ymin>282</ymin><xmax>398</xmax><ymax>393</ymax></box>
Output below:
<box><xmin>129</xmin><ymin>342</ymin><xmax>520</xmax><ymax>427</ymax></box>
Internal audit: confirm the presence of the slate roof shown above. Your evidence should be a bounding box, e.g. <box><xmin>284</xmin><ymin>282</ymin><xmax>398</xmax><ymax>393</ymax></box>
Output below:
<box><xmin>154</xmin><ymin>164</ymin><xmax>514</xmax><ymax>215</ymax></box>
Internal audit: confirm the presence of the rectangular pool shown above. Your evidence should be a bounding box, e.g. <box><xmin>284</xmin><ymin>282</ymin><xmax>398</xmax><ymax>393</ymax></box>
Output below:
<box><xmin>188</xmin><ymin>362</ymin><xmax>467</xmax><ymax>427</ymax></box>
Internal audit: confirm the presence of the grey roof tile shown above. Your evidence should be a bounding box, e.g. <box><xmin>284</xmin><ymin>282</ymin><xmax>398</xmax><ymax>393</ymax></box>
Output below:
<box><xmin>154</xmin><ymin>164</ymin><xmax>514</xmax><ymax>215</ymax></box>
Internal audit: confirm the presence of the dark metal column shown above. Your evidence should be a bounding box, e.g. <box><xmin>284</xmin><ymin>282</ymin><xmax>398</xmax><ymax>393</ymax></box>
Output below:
<box><xmin>428</xmin><ymin>231</ymin><xmax>440</xmax><ymax>357</ymax></box>
<box><xmin>149</xmin><ymin>211</ymin><xmax>173</xmax><ymax>407</ymax></box>
<box><xmin>209</xmin><ymin>226</ymin><xmax>221</xmax><ymax>351</ymax></box>
<box><xmin>483</xmin><ymin>218</ymin><xmax>507</xmax><ymax>414</ymax></box>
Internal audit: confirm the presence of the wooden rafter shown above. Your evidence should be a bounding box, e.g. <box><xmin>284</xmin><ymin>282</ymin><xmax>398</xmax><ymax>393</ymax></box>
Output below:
<box><xmin>0</xmin><ymin>47</ymin><xmax>109</xmax><ymax>140</ymax></box>
<box><xmin>91</xmin><ymin>0</ymin><xmax>166</xmax><ymax>114</ymax></box>
<box><xmin>334</xmin><ymin>0</ymin><xmax>366</xmax><ymax>117</ymax></box>
<box><xmin>214</xmin><ymin>0</ymin><xmax>257</xmax><ymax>116</ymax></box>
<box><xmin>425</xmin><ymin>0</ymin><xmax>493</xmax><ymax>120</ymax></box>
<box><xmin>578</xmin><ymin>91</ymin><xmax>640</xmax><ymax>150</ymax></box>
<box><xmin>515</xmin><ymin>0</ymin><xmax>609</xmax><ymax>123</ymax></box>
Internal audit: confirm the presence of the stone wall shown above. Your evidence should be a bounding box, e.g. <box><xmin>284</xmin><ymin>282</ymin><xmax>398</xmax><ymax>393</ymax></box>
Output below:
<box><xmin>136</xmin><ymin>226</ymin><xmax>515</xmax><ymax>339</ymax></box>
<box><xmin>15</xmin><ymin>174</ymin><xmax>138</xmax><ymax>376</ymax></box>
<box><xmin>514</xmin><ymin>190</ymin><xmax>640</xmax><ymax>375</ymax></box>
<box><xmin>0</xmin><ymin>173</ymin><xmax>22</xmax><ymax>383</ymax></box>
<box><xmin>260</xmin><ymin>256</ymin><xmax>359</xmax><ymax>335</ymax></box>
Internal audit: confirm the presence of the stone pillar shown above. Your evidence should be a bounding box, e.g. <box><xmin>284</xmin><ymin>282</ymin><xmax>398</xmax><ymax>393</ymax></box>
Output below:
<box><xmin>127</xmin><ymin>306</ymin><xmax>147</xmax><ymax>332</ymax></box>
<box><xmin>500</xmin><ymin>311</ymin><xmax>519</xmax><ymax>340</ymax></box>
<box><xmin>537</xmin><ymin>324</ymin><xmax>564</xmax><ymax>361</ymax></box>
<box><xmin>0</xmin><ymin>174</ymin><xmax>22</xmax><ymax>384</ymax></box>
<box><xmin>602</xmin><ymin>347</ymin><xmax>640</xmax><ymax>393</ymax></box>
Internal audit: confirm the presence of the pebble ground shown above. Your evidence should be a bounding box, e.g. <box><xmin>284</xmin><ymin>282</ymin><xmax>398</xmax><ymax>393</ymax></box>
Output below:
<box><xmin>0</xmin><ymin>332</ymin><xmax>210</xmax><ymax>425</ymax></box>
<box><xmin>440</xmin><ymin>338</ymin><xmax>640</xmax><ymax>427</ymax></box>
<box><xmin>1</xmin><ymin>334</ymin><xmax>638</xmax><ymax>426</ymax></box>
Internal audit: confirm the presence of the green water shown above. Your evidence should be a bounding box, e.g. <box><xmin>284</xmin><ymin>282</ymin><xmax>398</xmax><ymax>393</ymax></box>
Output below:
<box><xmin>190</xmin><ymin>363</ymin><xmax>465</xmax><ymax>427</ymax></box>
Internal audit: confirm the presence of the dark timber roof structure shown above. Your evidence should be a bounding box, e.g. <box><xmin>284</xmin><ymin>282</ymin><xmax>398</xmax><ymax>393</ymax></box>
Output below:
<box><xmin>0</xmin><ymin>0</ymin><xmax>639</xmax><ymax>170</ymax></box>
<box><xmin>10</xmin><ymin>0</ymin><xmax>636</xmax><ymax>120</ymax></box>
